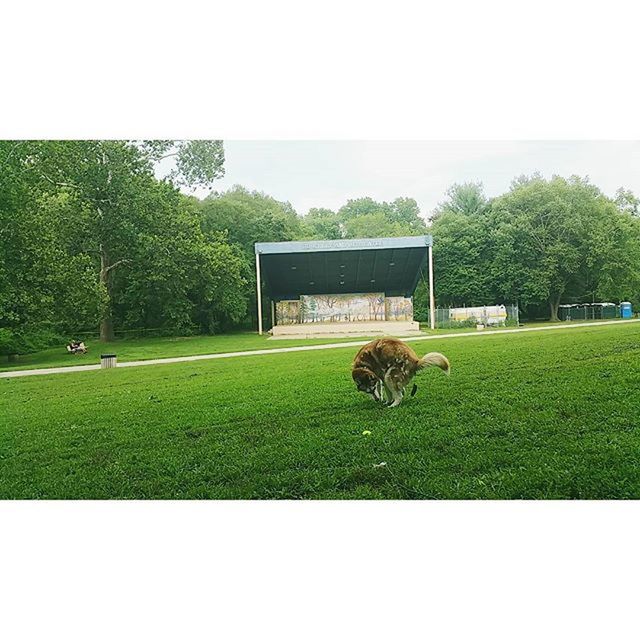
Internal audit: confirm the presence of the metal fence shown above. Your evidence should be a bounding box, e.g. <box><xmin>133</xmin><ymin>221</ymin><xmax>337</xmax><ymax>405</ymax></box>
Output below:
<box><xmin>558</xmin><ymin>304</ymin><xmax>618</xmax><ymax>321</ymax></box>
<box><xmin>426</xmin><ymin>304</ymin><xmax>520</xmax><ymax>329</ymax></box>
<box><xmin>68</xmin><ymin>325</ymin><xmax>202</xmax><ymax>340</ymax></box>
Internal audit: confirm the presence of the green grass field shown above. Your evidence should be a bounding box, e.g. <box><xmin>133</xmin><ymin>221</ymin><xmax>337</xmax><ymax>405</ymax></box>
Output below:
<box><xmin>0</xmin><ymin>332</ymin><xmax>386</xmax><ymax>372</ymax></box>
<box><xmin>2</xmin><ymin>318</ymin><xmax>628</xmax><ymax>373</ymax></box>
<box><xmin>2</xmin><ymin>322</ymin><xmax>639</xmax><ymax>499</ymax></box>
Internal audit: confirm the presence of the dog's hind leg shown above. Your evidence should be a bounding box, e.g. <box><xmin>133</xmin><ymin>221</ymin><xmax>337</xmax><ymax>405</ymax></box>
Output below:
<box><xmin>384</xmin><ymin>368</ymin><xmax>405</xmax><ymax>408</ymax></box>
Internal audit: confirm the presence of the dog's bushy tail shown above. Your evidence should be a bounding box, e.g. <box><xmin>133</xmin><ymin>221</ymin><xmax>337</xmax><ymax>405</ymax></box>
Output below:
<box><xmin>419</xmin><ymin>352</ymin><xmax>450</xmax><ymax>375</ymax></box>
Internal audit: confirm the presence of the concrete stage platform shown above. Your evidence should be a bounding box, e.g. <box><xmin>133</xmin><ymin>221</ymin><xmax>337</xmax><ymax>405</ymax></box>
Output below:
<box><xmin>269</xmin><ymin>320</ymin><xmax>422</xmax><ymax>340</ymax></box>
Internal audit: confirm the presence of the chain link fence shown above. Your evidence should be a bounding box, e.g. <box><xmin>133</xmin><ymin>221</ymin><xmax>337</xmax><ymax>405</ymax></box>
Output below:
<box><xmin>66</xmin><ymin>325</ymin><xmax>202</xmax><ymax>341</ymax></box>
<box><xmin>427</xmin><ymin>304</ymin><xmax>520</xmax><ymax>329</ymax></box>
<box><xmin>558</xmin><ymin>304</ymin><xmax>619</xmax><ymax>321</ymax></box>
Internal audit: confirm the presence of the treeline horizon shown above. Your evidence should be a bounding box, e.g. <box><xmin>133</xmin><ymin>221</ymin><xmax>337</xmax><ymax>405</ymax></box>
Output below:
<box><xmin>1</xmin><ymin>141</ymin><xmax>639</xmax><ymax>354</ymax></box>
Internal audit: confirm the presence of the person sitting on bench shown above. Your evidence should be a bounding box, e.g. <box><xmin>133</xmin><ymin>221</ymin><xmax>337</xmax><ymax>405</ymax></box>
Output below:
<box><xmin>67</xmin><ymin>340</ymin><xmax>88</xmax><ymax>355</ymax></box>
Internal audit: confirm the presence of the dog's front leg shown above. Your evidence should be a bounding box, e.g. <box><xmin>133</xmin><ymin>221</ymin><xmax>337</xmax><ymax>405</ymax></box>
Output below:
<box><xmin>372</xmin><ymin>379</ymin><xmax>384</xmax><ymax>403</ymax></box>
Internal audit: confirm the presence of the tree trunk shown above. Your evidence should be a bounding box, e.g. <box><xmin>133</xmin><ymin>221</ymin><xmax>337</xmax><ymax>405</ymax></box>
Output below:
<box><xmin>99</xmin><ymin>249</ymin><xmax>115</xmax><ymax>342</ymax></box>
<box><xmin>100</xmin><ymin>314</ymin><xmax>114</xmax><ymax>342</ymax></box>
<box><xmin>549</xmin><ymin>292</ymin><xmax>562</xmax><ymax>322</ymax></box>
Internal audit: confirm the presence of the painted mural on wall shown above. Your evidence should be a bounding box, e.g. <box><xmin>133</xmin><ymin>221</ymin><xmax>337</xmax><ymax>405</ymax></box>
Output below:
<box><xmin>275</xmin><ymin>300</ymin><xmax>300</xmax><ymax>325</ymax></box>
<box><xmin>385</xmin><ymin>296</ymin><xmax>414</xmax><ymax>321</ymax></box>
<box><xmin>276</xmin><ymin>294</ymin><xmax>414</xmax><ymax>324</ymax></box>
<box><xmin>300</xmin><ymin>293</ymin><xmax>386</xmax><ymax>323</ymax></box>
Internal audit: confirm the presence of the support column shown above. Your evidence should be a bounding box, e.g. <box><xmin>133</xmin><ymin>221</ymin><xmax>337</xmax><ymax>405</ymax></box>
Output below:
<box><xmin>428</xmin><ymin>244</ymin><xmax>436</xmax><ymax>330</ymax></box>
<box><xmin>256</xmin><ymin>251</ymin><xmax>263</xmax><ymax>335</ymax></box>
<box><xmin>271</xmin><ymin>300</ymin><xmax>275</xmax><ymax>329</ymax></box>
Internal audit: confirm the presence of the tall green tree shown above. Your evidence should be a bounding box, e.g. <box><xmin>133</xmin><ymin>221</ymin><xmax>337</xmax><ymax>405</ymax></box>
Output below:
<box><xmin>199</xmin><ymin>186</ymin><xmax>302</xmax><ymax>255</ymax></box>
<box><xmin>615</xmin><ymin>187</ymin><xmax>639</xmax><ymax>217</ymax></box>
<box><xmin>111</xmin><ymin>184</ymin><xmax>248</xmax><ymax>335</ymax></box>
<box><xmin>13</xmin><ymin>140</ymin><xmax>225</xmax><ymax>340</ymax></box>
<box><xmin>300</xmin><ymin>207</ymin><xmax>343</xmax><ymax>240</ymax></box>
<box><xmin>387</xmin><ymin>197</ymin><xmax>427</xmax><ymax>232</ymax></box>
<box><xmin>337</xmin><ymin>197</ymin><xmax>383</xmax><ymax>221</ymax></box>
<box><xmin>489</xmin><ymin>175</ymin><xmax>635</xmax><ymax>320</ymax></box>
<box><xmin>428</xmin><ymin>182</ymin><xmax>493</xmax><ymax>306</ymax></box>
<box><xmin>430</xmin><ymin>209</ymin><xmax>494</xmax><ymax>306</ymax></box>
<box><xmin>199</xmin><ymin>186</ymin><xmax>303</xmax><ymax>328</ymax></box>
<box><xmin>0</xmin><ymin>143</ymin><xmax>103</xmax><ymax>354</ymax></box>
<box><xmin>337</xmin><ymin>197</ymin><xmax>427</xmax><ymax>238</ymax></box>
<box><xmin>431</xmin><ymin>182</ymin><xmax>488</xmax><ymax>220</ymax></box>
<box><xmin>343</xmin><ymin>212</ymin><xmax>401</xmax><ymax>239</ymax></box>
<box><xmin>337</xmin><ymin>197</ymin><xmax>427</xmax><ymax>234</ymax></box>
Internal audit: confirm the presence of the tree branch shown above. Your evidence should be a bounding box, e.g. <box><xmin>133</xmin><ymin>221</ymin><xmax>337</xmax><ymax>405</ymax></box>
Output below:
<box><xmin>38</xmin><ymin>170</ymin><xmax>82</xmax><ymax>191</ymax></box>
<box><xmin>104</xmin><ymin>258</ymin><xmax>131</xmax><ymax>274</ymax></box>
<box><xmin>0</xmin><ymin>140</ymin><xmax>28</xmax><ymax>168</ymax></box>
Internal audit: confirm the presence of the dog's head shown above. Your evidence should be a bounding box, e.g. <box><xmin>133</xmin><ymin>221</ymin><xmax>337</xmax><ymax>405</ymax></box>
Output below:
<box><xmin>352</xmin><ymin>367</ymin><xmax>381</xmax><ymax>400</ymax></box>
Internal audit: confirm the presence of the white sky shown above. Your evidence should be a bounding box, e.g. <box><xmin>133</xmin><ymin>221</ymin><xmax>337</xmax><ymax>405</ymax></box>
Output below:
<box><xmin>180</xmin><ymin>141</ymin><xmax>640</xmax><ymax>219</ymax></box>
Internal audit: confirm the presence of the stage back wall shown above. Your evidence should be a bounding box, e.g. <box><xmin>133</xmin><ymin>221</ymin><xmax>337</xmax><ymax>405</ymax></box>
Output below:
<box><xmin>275</xmin><ymin>294</ymin><xmax>414</xmax><ymax>325</ymax></box>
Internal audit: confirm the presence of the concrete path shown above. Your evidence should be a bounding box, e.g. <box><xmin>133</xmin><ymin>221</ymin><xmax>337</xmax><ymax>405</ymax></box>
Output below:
<box><xmin>2</xmin><ymin>318</ymin><xmax>639</xmax><ymax>379</ymax></box>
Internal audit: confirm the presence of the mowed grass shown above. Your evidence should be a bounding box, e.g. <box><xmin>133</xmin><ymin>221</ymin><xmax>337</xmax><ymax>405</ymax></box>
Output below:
<box><xmin>0</xmin><ymin>331</ymin><xmax>397</xmax><ymax>372</ymax></box>
<box><xmin>2</xmin><ymin>318</ymin><xmax>628</xmax><ymax>373</ymax></box>
<box><xmin>2</xmin><ymin>322</ymin><xmax>640</xmax><ymax>499</ymax></box>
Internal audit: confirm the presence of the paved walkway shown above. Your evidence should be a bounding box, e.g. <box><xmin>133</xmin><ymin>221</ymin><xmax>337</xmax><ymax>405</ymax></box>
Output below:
<box><xmin>2</xmin><ymin>318</ymin><xmax>639</xmax><ymax>379</ymax></box>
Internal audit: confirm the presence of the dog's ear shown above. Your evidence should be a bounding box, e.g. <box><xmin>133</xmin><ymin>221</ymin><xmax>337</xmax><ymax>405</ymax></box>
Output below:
<box><xmin>352</xmin><ymin>367</ymin><xmax>376</xmax><ymax>391</ymax></box>
<box><xmin>352</xmin><ymin>367</ymin><xmax>369</xmax><ymax>383</ymax></box>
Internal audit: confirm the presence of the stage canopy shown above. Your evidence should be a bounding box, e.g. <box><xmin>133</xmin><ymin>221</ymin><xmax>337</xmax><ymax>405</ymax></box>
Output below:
<box><xmin>254</xmin><ymin>235</ymin><xmax>433</xmax><ymax>301</ymax></box>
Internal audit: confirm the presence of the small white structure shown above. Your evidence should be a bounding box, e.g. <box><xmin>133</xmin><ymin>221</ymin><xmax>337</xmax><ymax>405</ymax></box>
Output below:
<box><xmin>449</xmin><ymin>305</ymin><xmax>508</xmax><ymax>326</ymax></box>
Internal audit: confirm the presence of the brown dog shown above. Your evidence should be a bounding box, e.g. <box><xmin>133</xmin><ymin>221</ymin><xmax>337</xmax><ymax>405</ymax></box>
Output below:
<box><xmin>352</xmin><ymin>338</ymin><xmax>450</xmax><ymax>407</ymax></box>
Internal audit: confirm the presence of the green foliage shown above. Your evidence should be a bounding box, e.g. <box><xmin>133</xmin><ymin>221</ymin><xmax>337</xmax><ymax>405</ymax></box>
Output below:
<box><xmin>199</xmin><ymin>186</ymin><xmax>302</xmax><ymax>254</ymax></box>
<box><xmin>432</xmin><ymin>182</ymin><xmax>488</xmax><ymax>219</ymax></box>
<box><xmin>167</xmin><ymin>140</ymin><xmax>225</xmax><ymax>187</ymax></box>
<box><xmin>298</xmin><ymin>197</ymin><xmax>428</xmax><ymax>241</ymax></box>
<box><xmin>300</xmin><ymin>208</ymin><xmax>343</xmax><ymax>240</ymax></box>
<box><xmin>412</xmin><ymin>278</ymin><xmax>430</xmax><ymax>322</ymax></box>
<box><xmin>107</xmin><ymin>181</ymin><xmax>250</xmax><ymax>335</ymax></box>
<box><xmin>0</xmin><ymin>329</ymin><xmax>54</xmax><ymax>357</ymax></box>
<box><xmin>426</xmin><ymin>182</ymin><xmax>493</xmax><ymax>307</ymax></box>
<box><xmin>2</xmin><ymin>136</ymin><xmax>639</xmax><ymax>343</ymax></box>
<box><xmin>14</xmin><ymin>140</ymin><xmax>227</xmax><ymax>341</ymax></box>
<box><xmin>343</xmin><ymin>212</ymin><xmax>403</xmax><ymax>238</ymax></box>
<box><xmin>0</xmin><ymin>140</ymin><xmax>236</xmax><ymax>347</ymax></box>
<box><xmin>138</xmin><ymin>140</ymin><xmax>226</xmax><ymax>187</ymax></box>
<box><xmin>338</xmin><ymin>196</ymin><xmax>427</xmax><ymax>237</ymax></box>
<box><xmin>195</xmin><ymin>240</ymin><xmax>249</xmax><ymax>332</ymax></box>
<box><xmin>489</xmin><ymin>176</ymin><xmax>639</xmax><ymax>319</ymax></box>
<box><xmin>198</xmin><ymin>186</ymin><xmax>302</xmax><ymax>327</ymax></box>
<box><xmin>0</xmin><ymin>144</ymin><xmax>102</xmax><ymax>352</ymax></box>
<box><xmin>429</xmin><ymin>176</ymin><xmax>640</xmax><ymax>319</ymax></box>
<box><xmin>615</xmin><ymin>187</ymin><xmax>639</xmax><ymax>217</ymax></box>
<box><xmin>430</xmin><ymin>209</ymin><xmax>493</xmax><ymax>306</ymax></box>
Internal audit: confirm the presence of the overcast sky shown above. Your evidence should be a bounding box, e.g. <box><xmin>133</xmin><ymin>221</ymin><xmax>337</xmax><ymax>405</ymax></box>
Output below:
<box><xmin>180</xmin><ymin>141</ymin><xmax>640</xmax><ymax>219</ymax></box>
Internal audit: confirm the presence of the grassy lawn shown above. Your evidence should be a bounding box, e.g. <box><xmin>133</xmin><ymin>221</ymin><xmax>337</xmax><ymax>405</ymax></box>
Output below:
<box><xmin>2</xmin><ymin>317</ymin><xmax>629</xmax><ymax>373</ymax></box>
<box><xmin>0</xmin><ymin>332</ymin><xmax>390</xmax><ymax>372</ymax></box>
<box><xmin>2</xmin><ymin>321</ymin><xmax>639</xmax><ymax>499</ymax></box>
